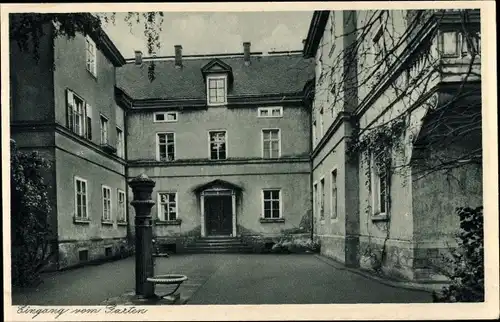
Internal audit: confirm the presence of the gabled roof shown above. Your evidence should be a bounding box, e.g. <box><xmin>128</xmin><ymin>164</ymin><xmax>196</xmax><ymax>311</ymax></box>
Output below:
<box><xmin>116</xmin><ymin>53</ymin><xmax>314</xmax><ymax>100</ymax></box>
<box><xmin>201</xmin><ymin>58</ymin><xmax>233</xmax><ymax>74</ymax></box>
<box><xmin>201</xmin><ymin>58</ymin><xmax>234</xmax><ymax>83</ymax></box>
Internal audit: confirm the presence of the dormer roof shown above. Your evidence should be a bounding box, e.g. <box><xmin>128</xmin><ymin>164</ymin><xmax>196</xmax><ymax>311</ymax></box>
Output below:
<box><xmin>201</xmin><ymin>58</ymin><xmax>234</xmax><ymax>83</ymax></box>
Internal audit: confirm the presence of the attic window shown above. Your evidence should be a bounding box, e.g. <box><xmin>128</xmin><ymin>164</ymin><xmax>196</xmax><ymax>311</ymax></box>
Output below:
<box><xmin>207</xmin><ymin>75</ymin><xmax>227</xmax><ymax>106</ymax></box>
<box><xmin>258</xmin><ymin>106</ymin><xmax>283</xmax><ymax>118</ymax></box>
<box><xmin>154</xmin><ymin>112</ymin><xmax>178</xmax><ymax>123</ymax></box>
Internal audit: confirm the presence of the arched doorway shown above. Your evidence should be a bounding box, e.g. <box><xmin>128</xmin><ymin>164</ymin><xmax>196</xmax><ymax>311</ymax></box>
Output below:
<box><xmin>193</xmin><ymin>179</ymin><xmax>242</xmax><ymax>237</ymax></box>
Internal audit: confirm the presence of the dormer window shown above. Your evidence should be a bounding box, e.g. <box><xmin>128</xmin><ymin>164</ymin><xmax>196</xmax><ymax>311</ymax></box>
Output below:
<box><xmin>207</xmin><ymin>75</ymin><xmax>227</xmax><ymax>106</ymax></box>
<box><xmin>201</xmin><ymin>58</ymin><xmax>233</xmax><ymax>106</ymax></box>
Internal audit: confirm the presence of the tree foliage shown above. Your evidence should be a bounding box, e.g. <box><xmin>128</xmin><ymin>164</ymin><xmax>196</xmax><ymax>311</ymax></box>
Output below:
<box><xmin>432</xmin><ymin>206</ymin><xmax>484</xmax><ymax>302</ymax></box>
<box><xmin>9</xmin><ymin>12</ymin><xmax>164</xmax><ymax>81</ymax></box>
<box><xmin>11</xmin><ymin>140</ymin><xmax>53</xmax><ymax>287</ymax></box>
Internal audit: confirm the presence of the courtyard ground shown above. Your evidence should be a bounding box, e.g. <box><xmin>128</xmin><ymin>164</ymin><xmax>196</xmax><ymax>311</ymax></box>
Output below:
<box><xmin>11</xmin><ymin>254</ymin><xmax>432</xmax><ymax>305</ymax></box>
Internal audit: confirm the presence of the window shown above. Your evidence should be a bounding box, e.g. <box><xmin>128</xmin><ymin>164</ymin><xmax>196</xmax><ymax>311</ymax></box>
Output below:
<box><xmin>262</xmin><ymin>189</ymin><xmax>281</xmax><ymax>219</ymax></box>
<box><xmin>373</xmin><ymin>11</ymin><xmax>387</xmax><ymax>64</ymax></box>
<box><xmin>78</xmin><ymin>249</ymin><xmax>89</xmax><ymax>262</ymax></box>
<box><xmin>312</xmin><ymin>120</ymin><xmax>317</xmax><ymax>146</ymax></box>
<box><xmin>74</xmin><ymin>177</ymin><xmax>88</xmax><ymax>220</ymax></box>
<box><xmin>154</xmin><ymin>111</ymin><xmax>178</xmax><ymax>123</ymax></box>
<box><xmin>157</xmin><ymin>133</ymin><xmax>175</xmax><ymax>161</ymax></box>
<box><xmin>319</xmin><ymin>108</ymin><xmax>324</xmax><ymax>137</ymax></box>
<box><xmin>105</xmin><ymin>247</ymin><xmax>112</xmax><ymax>257</ymax></box>
<box><xmin>207</xmin><ymin>76</ymin><xmax>227</xmax><ymax>105</ymax></box>
<box><xmin>370</xmin><ymin>154</ymin><xmax>389</xmax><ymax>216</ymax></box>
<box><xmin>319</xmin><ymin>177</ymin><xmax>325</xmax><ymax>220</ymax></box>
<box><xmin>117</xmin><ymin>190</ymin><xmax>126</xmax><ymax>222</ymax></box>
<box><xmin>85</xmin><ymin>104</ymin><xmax>92</xmax><ymax>140</ymax></box>
<box><xmin>209</xmin><ymin>130</ymin><xmax>227</xmax><ymax>160</ymax></box>
<box><xmin>66</xmin><ymin>90</ymin><xmax>89</xmax><ymax>138</ymax></box>
<box><xmin>100</xmin><ymin>115</ymin><xmax>108</xmax><ymax>145</ymax></box>
<box><xmin>440</xmin><ymin>31</ymin><xmax>459</xmax><ymax>57</ymax></box>
<box><xmin>158</xmin><ymin>192</ymin><xmax>177</xmax><ymax>221</ymax></box>
<box><xmin>102</xmin><ymin>185</ymin><xmax>112</xmax><ymax>222</ymax></box>
<box><xmin>86</xmin><ymin>36</ymin><xmax>97</xmax><ymax>77</ymax></box>
<box><xmin>459</xmin><ymin>31</ymin><xmax>481</xmax><ymax>57</ymax></box>
<box><xmin>262</xmin><ymin>129</ymin><xmax>280</xmax><ymax>158</ymax></box>
<box><xmin>330</xmin><ymin>169</ymin><xmax>338</xmax><ymax>220</ymax></box>
<box><xmin>313</xmin><ymin>182</ymin><xmax>318</xmax><ymax>218</ymax></box>
<box><xmin>258</xmin><ymin>106</ymin><xmax>283</xmax><ymax>118</ymax></box>
<box><xmin>116</xmin><ymin>127</ymin><xmax>124</xmax><ymax>158</ymax></box>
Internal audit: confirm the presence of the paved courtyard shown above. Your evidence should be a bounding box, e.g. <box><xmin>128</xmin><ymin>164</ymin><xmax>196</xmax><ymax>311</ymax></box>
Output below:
<box><xmin>12</xmin><ymin>254</ymin><xmax>432</xmax><ymax>305</ymax></box>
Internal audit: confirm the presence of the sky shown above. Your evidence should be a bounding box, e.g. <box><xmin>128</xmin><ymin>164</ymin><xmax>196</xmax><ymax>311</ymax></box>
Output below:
<box><xmin>101</xmin><ymin>12</ymin><xmax>313</xmax><ymax>59</ymax></box>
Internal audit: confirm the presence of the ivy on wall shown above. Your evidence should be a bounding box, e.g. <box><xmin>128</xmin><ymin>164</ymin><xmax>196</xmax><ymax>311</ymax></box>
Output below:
<box><xmin>346</xmin><ymin>116</ymin><xmax>408</xmax><ymax>272</ymax></box>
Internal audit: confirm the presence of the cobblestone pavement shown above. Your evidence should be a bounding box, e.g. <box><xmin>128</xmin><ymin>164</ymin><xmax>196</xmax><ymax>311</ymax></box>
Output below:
<box><xmin>11</xmin><ymin>254</ymin><xmax>432</xmax><ymax>305</ymax></box>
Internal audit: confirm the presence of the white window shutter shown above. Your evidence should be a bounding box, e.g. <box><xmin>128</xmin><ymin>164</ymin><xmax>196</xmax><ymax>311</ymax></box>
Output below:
<box><xmin>67</xmin><ymin>90</ymin><xmax>74</xmax><ymax>129</ymax></box>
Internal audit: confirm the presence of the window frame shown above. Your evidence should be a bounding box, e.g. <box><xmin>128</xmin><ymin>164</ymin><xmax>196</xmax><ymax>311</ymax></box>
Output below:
<box><xmin>101</xmin><ymin>185</ymin><xmax>112</xmax><ymax>223</ymax></box>
<box><xmin>157</xmin><ymin>191</ymin><xmax>178</xmax><ymax>221</ymax></box>
<box><xmin>439</xmin><ymin>30</ymin><xmax>460</xmax><ymax>58</ymax></box>
<box><xmin>156</xmin><ymin>132</ymin><xmax>176</xmax><ymax>162</ymax></box>
<box><xmin>74</xmin><ymin>176</ymin><xmax>89</xmax><ymax>221</ymax></box>
<box><xmin>257</xmin><ymin>106</ymin><xmax>283</xmax><ymax>118</ymax></box>
<box><xmin>117</xmin><ymin>189</ymin><xmax>127</xmax><ymax>223</ymax></box>
<box><xmin>208</xmin><ymin>130</ymin><xmax>228</xmax><ymax>160</ymax></box>
<box><xmin>100</xmin><ymin>114</ymin><xmax>109</xmax><ymax>145</ymax></box>
<box><xmin>261</xmin><ymin>128</ymin><xmax>281</xmax><ymax>159</ymax></box>
<box><xmin>85</xmin><ymin>35</ymin><xmax>97</xmax><ymax>77</ymax></box>
<box><xmin>153</xmin><ymin>111</ymin><xmax>178</xmax><ymax>123</ymax></box>
<box><xmin>206</xmin><ymin>75</ymin><xmax>228</xmax><ymax>106</ymax></box>
<box><xmin>261</xmin><ymin>189</ymin><xmax>282</xmax><ymax>219</ymax></box>
<box><xmin>319</xmin><ymin>176</ymin><xmax>325</xmax><ymax>221</ymax></box>
<box><xmin>116</xmin><ymin>127</ymin><xmax>124</xmax><ymax>158</ymax></box>
<box><xmin>370</xmin><ymin>154</ymin><xmax>389</xmax><ymax>217</ymax></box>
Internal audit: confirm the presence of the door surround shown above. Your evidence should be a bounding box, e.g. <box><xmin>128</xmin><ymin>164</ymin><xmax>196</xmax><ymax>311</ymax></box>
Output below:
<box><xmin>200</xmin><ymin>188</ymin><xmax>237</xmax><ymax>237</ymax></box>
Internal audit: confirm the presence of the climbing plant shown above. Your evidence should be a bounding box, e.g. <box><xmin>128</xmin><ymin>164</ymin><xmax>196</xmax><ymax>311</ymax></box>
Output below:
<box><xmin>9</xmin><ymin>12</ymin><xmax>165</xmax><ymax>81</ymax></box>
<box><xmin>10</xmin><ymin>140</ymin><xmax>53</xmax><ymax>287</ymax></box>
<box><xmin>346</xmin><ymin>116</ymin><xmax>408</xmax><ymax>272</ymax></box>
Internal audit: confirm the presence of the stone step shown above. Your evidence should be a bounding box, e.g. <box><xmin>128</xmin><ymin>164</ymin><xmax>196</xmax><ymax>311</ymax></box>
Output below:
<box><xmin>191</xmin><ymin>240</ymin><xmax>245</xmax><ymax>246</ymax></box>
<box><xmin>184</xmin><ymin>247</ymin><xmax>253</xmax><ymax>254</ymax></box>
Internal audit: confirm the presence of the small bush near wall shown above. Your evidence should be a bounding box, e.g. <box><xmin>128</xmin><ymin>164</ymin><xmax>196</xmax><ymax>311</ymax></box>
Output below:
<box><xmin>432</xmin><ymin>206</ymin><xmax>484</xmax><ymax>302</ymax></box>
<box><xmin>271</xmin><ymin>234</ymin><xmax>320</xmax><ymax>254</ymax></box>
<box><xmin>10</xmin><ymin>140</ymin><xmax>53</xmax><ymax>287</ymax></box>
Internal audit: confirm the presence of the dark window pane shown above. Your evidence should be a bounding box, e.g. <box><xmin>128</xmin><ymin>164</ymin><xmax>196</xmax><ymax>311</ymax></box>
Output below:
<box><xmin>263</xmin><ymin>209</ymin><xmax>271</xmax><ymax>219</ymax></box>
<box><xmin>156</xmin><ymin>113</ymin><xmax>165</xmax><ymax>121</ymax></box>
<box><xmin>272</xmin><ymin>209</ymin><xmax>280</xmax><ymax>218</ymax></box>
<box><xmin>272</xmin><ymin>201</ymin><xmax>280</xmax><ymax>211</ymax></box>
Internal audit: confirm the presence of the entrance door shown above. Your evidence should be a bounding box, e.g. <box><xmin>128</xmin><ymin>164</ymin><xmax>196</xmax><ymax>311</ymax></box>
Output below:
<box><xmin>205</xmin><ymin>195</ymin><xmax>232</xmax><ymax>236</ymax></box>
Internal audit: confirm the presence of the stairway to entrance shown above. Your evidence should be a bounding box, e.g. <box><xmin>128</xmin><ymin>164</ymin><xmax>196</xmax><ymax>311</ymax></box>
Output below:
<box><xmin>185</xmin><ymin>236</ymin><xmax>253</xmax><ymax>254</ymax></box>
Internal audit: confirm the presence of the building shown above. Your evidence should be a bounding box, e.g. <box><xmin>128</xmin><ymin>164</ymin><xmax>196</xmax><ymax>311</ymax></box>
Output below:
<box><xmin>10</xmin><ymin>17</ymin><xmax>315</xmax><ymax>269</ymax></box>
<box><xmin>303</xmin><ymin>9</ymin><xmax>482</xmax><ymax>281</ymax></box>
<box><xmin>116</xmin><ymin>44</ymin><xmax>314</xmax><ymax>253</ymax></box>
<box><xmin>10</xmin><ymin>19</ymin><xmax>130</xmax><ymax>269</ymax></box>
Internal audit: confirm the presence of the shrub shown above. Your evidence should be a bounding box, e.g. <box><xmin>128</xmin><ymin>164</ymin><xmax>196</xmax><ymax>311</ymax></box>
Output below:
<box><xmin>432</xmin><ymin>206</ymin><xmax>484</xmax><ymax>302</ymax></box>
<box><xmin>10</xmin><ymin>140</ymin><xmax>53</xmax><ymax>287</ymax></box>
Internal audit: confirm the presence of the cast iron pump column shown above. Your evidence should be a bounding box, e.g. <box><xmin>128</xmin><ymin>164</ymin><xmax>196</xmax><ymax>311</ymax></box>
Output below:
<box><xmin>129</xmin><ymin>173</ymin><xmax>156</xmax><ymax>299</ymax></box>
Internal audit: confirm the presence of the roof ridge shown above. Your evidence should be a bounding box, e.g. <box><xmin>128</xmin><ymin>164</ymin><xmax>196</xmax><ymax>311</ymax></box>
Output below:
<box><xmin>124</xmin><ymin>50</ymin><xmax>304</xmax><ymax>63</ymax></box>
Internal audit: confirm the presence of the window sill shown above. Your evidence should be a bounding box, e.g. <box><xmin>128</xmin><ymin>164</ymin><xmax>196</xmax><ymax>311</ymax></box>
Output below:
<box><xmin>156</xmin><ymin>219</ymin><xmax>182</xmax><ymax>226</ymax></box>
<box><xmin>101</xmin><ymin>221</ymin><xmax>114</xmax><ymax>226</ymax></box>
<box><xmin>371</xmin><ymin>213</ymin><xmax>389</xmax><ymax>222</ymax></box>
<box><xmin>74</xmin><ymin>218</ymin><xmax>90</xmax><ymax>224</ymax></box>
<box><xmin>117</xmin><ymin>221</ymin><xmax>128</xmax><ymax>226</ymax></box>
<box><xmin>260</xmin><ymin>218</ymin><xmax>285</xmax><ymax>224</ymax></box>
